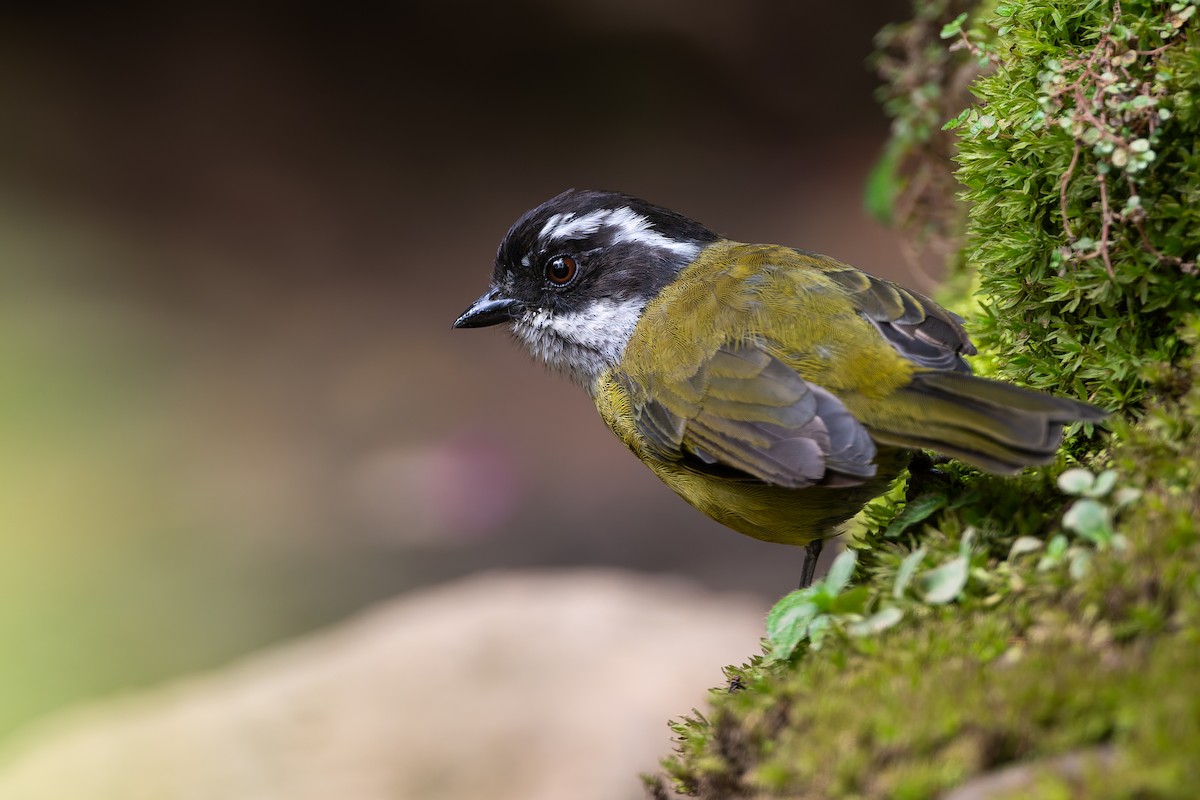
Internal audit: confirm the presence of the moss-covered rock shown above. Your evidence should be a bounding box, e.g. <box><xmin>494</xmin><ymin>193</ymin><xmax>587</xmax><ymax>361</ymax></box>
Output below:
<box><xmin>647</xmin><ymin>1</ymin><xmax>1200</xmax><ymax>797</ymax></box>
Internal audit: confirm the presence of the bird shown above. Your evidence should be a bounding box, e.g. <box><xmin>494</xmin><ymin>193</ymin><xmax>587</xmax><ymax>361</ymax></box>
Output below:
<box><xmin>454</xmin><ymin>189</ymin><xmax>1106</xmax><ymax>587</ymax></box>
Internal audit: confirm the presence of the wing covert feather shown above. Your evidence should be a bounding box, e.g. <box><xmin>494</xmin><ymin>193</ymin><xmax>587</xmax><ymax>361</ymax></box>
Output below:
<box><xmin>814</xmin><ymin>254</ymin><xmax>977</xmax><ymax>372</ymax></box>
<box><xmin>625</xmin><ymin>343</ymin><xmax>877</xmax><ymax>488</ymax></box>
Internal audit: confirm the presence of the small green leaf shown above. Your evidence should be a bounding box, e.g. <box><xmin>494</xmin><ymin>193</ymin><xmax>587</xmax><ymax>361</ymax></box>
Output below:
<box><xmin>1086</xmin><ymin>469</ymin><xmax>1118</xmax><ymax>498</ymax></box>
<box><xmin>765</xmin><ymin>593</ymin><xmax>822</xmax><ymax>660</ymax></box>
<box><xmin>959</xmin><ymin>527</ymin><xmax>977</xmax><ymax>559</ymax></box>
<box><xmin>831</xmin><ymin>585</ymin><xmax>870</xmax><ymax>615</ymax></box>
<box><xmin>919</xmin><ymin>556</ymin><xmax>969</xmax><ymax>604</ymax></box>
<box><xmin>1008</xmin><ymin>536</ymin><xmax>1044</xmax><ymax>560</ymax></box>
<box><xmin>1057</xmin><ymin>468</ymin><xmax>1095</xmax><ymax>495</ymax></box>
<box><xmin>1070</xmin><ymin>550</ymin><xmax>1093</xmax><ymax>580</ymax></box>
<box><xmin>1113</xmin><ymin>487</ymin><xmax>1142</xmax><ymax>507</ymax></box>
<box><xmin>893</xmin><ymin>546</ymin><xmax>927</xmax><ymax>599</ymax></box>
<box><xmin>1063</xmin><ymin>498</ymin><xmax>1112</xmax><ymax>544</ymax></box>
<box><xmin>1038</xmin><ymin>534</ymin><xmax>1070</xmax><ymax>571</ymax></box>
<box><xmin>885</xmin><ymin>491</ymin><xmax>948</xmax><ymax>538</ymax></box>
<box><xmin>942</xmin><ymin>108</ymin><xmax>972</xmax><ymax>130</ymax></box>
<box><xmin>824</xmin><ymin>549</ymin><xmax>858</xmax><ymax>596</ymax></box>
<box><xmin>807</xmin><ymin>615</ymin><xmax>833</xmax><ymax>650</ymax></box>
<box><xmin>848</xmin><ymin>607</ymin><xmax>904</xmax><ymax>637</ymax></box>
<box><xmin>940</xmin><ymin>12</ymin><xmax>968</xmax><ymax>39</ymax></box>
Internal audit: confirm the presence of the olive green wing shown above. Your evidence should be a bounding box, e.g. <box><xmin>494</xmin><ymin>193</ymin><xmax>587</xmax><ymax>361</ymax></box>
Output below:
<box><xmin>804</xmin><ymin>251</ymin><xmax>977</xmax><ymax>372</ymax></box>
<box><xmin>624</xmin><ymin>342</ymin><xmax>878</xmax><ymax>489</ymax></box>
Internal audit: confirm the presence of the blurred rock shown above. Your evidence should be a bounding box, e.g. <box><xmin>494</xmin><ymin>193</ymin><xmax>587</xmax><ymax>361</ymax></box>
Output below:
<box><xmin>0</xmin><ymin>570</ymin><xmax>765</xmax><ymax>800</ymax></box>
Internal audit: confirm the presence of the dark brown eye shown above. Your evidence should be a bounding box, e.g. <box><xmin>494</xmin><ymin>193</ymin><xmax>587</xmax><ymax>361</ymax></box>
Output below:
<box><xmin>545</xmin><ymin>255</ymin><xmax>578</xmax><ymax>286</ymax></box>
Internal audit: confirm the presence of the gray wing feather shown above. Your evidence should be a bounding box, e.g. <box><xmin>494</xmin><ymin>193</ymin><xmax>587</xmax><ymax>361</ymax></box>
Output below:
<box><xmin>818</xmin><ymin>258</ymin><xmax>977</xmax><ymax>372</ymax></box>
<box><xmin>627</xmin><ymin>343</ymin><xmax>877</xmax><ymax>488</ymax></box>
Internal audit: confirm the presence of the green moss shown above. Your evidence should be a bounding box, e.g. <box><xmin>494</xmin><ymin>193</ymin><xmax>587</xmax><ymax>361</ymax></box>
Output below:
<box><xmin>958</xmin><ymin>0</ymin><xmax>1200</xmax><ymax>410</ymax></box>
<box><xmin>649</xmin><ymin>406</ymin><xmax>1200</xmax><ymax>798</ymax></box>
<box><xmin>647</xmin><ymin>1</ymin><xmax>1200</xmax><ymax>797</ymax></box>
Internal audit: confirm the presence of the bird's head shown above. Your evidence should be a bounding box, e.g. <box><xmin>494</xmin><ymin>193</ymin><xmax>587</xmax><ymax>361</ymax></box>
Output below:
<box><xmin>454</xmin><ymin>189</ymin><xmax>718</xmax><ymax>389</ymax></box>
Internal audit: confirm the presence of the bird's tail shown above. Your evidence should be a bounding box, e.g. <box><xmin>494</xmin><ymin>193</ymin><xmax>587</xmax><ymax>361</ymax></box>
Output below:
<box><xmin>869</xmin><ymin>371</ymin><xmax>1107</xmax><ymax>474</ymax></box>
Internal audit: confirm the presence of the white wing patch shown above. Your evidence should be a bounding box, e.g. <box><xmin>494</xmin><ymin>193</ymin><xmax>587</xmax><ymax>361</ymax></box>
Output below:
<box><xmin>540</xmin><ymin>206</ymin><xmax>702</xmax><ymax>258</ymax></box>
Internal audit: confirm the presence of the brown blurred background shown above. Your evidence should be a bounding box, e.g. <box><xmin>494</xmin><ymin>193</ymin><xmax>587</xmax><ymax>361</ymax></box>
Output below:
<box><xmin>0</xmin><ymin>0</ymin><xmax>917</xmax><ymax>740</ymax></box>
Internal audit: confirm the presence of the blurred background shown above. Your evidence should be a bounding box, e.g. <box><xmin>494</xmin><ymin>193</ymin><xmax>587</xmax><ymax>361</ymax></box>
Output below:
<box><xmin>0</xmin><ymin>0</ymin><xmax>917</xmax><ymax>743</ymax></box>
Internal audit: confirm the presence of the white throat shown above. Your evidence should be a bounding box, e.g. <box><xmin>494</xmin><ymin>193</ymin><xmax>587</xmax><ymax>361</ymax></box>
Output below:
<box><xmin>512</xmin><ymin>297</ymin><xmax>646</xmax><ymax>391</ymax></box>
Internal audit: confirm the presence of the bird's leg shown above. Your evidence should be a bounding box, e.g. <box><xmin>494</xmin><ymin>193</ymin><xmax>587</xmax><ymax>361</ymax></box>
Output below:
<box><xmin>798</xmin><ymin>540</ymin><xmax>823</xmax><ymax>589</ymax></box>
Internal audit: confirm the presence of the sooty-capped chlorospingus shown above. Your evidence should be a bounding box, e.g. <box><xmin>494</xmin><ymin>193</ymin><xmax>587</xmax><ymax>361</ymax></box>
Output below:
<box><xmin>454</xmin><ymin>189</ymin><xmax>1106</xmax><ymax>587</ymax></box>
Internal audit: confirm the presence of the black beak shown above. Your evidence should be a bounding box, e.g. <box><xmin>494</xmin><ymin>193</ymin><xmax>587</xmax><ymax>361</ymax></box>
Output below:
<box><xmin>453</xmin><ymin>288</ymin><xmax>520</xmax><ymax>329</ymax></box>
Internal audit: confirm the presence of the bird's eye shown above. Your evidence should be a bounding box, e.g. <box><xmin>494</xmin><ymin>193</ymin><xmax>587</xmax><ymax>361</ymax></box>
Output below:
<box><xmin>545</xmin><ymin>255</ymin><xmax>578</xmax><ymax>286</ymax></box>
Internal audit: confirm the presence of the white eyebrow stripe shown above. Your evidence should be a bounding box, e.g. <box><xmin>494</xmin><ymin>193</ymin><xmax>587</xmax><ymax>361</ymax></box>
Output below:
<box><xmin>601</xmin><ymin>207</ymin><xmax>701</xmax><ymax>256</ymax></box>
<box><xmin>542</xmin><ymin>209</ymin><xmax>607</xmax><ymax>241</ymax></box>
<box><xmin>543</xmin><ymin>206</ymin><xmax>701</xmax><ymax>257</ymax></box>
